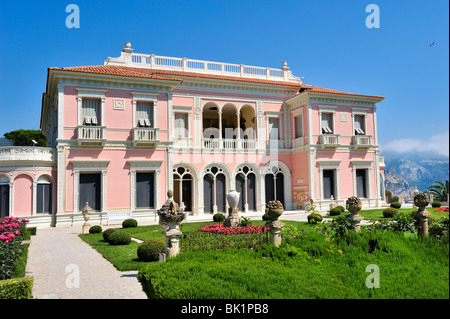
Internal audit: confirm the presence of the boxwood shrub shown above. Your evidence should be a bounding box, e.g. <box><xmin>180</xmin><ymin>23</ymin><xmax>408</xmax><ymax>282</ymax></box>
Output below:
<box><xmin>307</xmin><ymin>212</ymin><xmax>323</xmax><ymax>224</ymax></box>
<box><xmin>329</xmin><ymin>207</ymin><xmax>342</xmax><ymax>216</ymax></box>
<box><xmin>89</xmin><ymin>225</ymin><xmax>102</xmax><ymax>234</ymax></box>
<box><xmin>432</xmin><ymin>201</ymin><xmax>442</xmax><ymax>208</ymax></box>
<box><xmin>390</xmin><ymin>202</ymin><xmax>401</xmax><ymax>209</ymax></box>
<box><xmin>0</xmin><ymin>277</ymin><xmax>34</xmax><ymax>299</ymax></box>
<box><xmin>108</xmin><ymin>231</ymin><xmax>131</xmax><ymax>246</ymax></box>
<box><xmin>137</xmin><ymin>239</ymin><xmax>166</xmax><ymax>262</ymax></box>
<box><xmin>102</xmin><ymin>228</ymin><xmax>116</xmax><ymax>242</ymax></box>
<box><xmin>122</xmin><ymin>218</ymin><xmax>138</xmax><ymax>228</ymax></box>
<box><xmin>383</xmin><ymin>207</ymin><xmax>399</xmax><ymax>218</ymax></box>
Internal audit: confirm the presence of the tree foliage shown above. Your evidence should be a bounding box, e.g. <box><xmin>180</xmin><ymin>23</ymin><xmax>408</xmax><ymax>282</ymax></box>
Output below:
<box><xmin>426</xmin><ymin>180</ymin><xmax>449</xmax><ymax>202</ymax></box>
<box><xmin>3</xmin><ymin>129</ymin><xmax>46</xmax><ymax>147</ymax></box>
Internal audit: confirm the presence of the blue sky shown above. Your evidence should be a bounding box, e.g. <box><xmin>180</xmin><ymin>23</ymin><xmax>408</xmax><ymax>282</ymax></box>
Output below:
<box><xmin>0</xmin><ymin>0</ymin><xmax>448</xmax><ymax>157</ymax></box>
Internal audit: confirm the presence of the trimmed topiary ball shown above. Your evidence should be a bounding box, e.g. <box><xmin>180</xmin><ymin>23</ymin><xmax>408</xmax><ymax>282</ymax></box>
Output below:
<box><xmin>329</xmin><ymin>207</ymin><xmax>342</xmax><ymax>216</ymax></box>
<box><xmin>137</xmin><ymin>239</ymin><xmax>166</xmax><ymax>262</ymax></box>
<box><xmin>432</xmin><ymin>201</ymin><xmax>442</xmax><ymax>208</ymax></box>
<box><xmin>336</xmin><ymin>205</ymin><xmax>345</xmax><ymax>213</ymax></box>
<box><xmin>122</xmin><ymin>218</ymin><xmax>138</xmax><ymax>228</ymax></box>
<box><xmin>390</xmin><ymin>202</ymin><xmax>401</xmax><ymax>209</ymax></box>
<box><xmin>89</xmin><ymin>225</ymin><xmax>102</xmax><ymax>234</ymax></box>
<box><xmin>103</xmin><ymin>228</ymin><xmax>116</xmax><ymax>242</ymax></box>
<box><xmin>383</xmin><ymin>207</ymin><xmax>399</xmax><ymax>218</ymax></box>
<box><xmin>213</xmin><ymin>213</ymin><xmax>225</xmax><ymax>223</ymax></box>
<box><xmin>108</xmin><ymin>231</ymin><xmax>131</xmax><ymax>246</ymax></box>
<box><xmin>307</xmin><ymin>212</ymin><xmax>323</xmax><ymax>224</ymax></box>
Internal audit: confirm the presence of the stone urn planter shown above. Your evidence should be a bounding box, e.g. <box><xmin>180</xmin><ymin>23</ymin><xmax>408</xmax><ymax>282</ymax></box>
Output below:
<box><xmin>345</xmin><ymin>196</ymin><xmax>364</xmax><ymax>232</ymax></box>
<box><xmin>157</xmin><ymin>190</ymin><xmax>186</xmax><ymax>258</ymax></box>
<box><xmin>226</xmin><ymin>190</ymin><xmax>240</xmax><ymax>210</ymax></box>
<box><xmin>266</xmin><ymin>200</ymin><xmax>284</xmax><ymax>221</ymax></box>
<box><xmin>413</xmin><ymin>193</ymin><xmax>430</xmax><ymax>238</ymax></box>
<box><xmin>224</xmin><ymin>190</ymin><xmax>240</xmax><ymax>227</ymax></box>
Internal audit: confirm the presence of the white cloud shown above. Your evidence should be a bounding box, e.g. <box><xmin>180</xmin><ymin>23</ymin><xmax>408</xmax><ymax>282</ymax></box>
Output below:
<box><xmin>380</xmin><ymin>132</ymin><xmax>449</xmax><ymax>157</ymax></box>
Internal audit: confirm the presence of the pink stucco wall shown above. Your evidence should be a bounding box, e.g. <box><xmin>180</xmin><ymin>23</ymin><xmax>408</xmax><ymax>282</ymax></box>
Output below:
<box><xmin>65</xmin><ymin>148</ymin><xmax>166</xmax><ymax>212</ymax></box>
<box><xmin>310</xmin><ymin>103</ymin><xmax>375</xmax><ymax>145</ymax></box>
<box><xmin>315</xmin><ymin>151</ymin><xmax>376</xmax><ymax>199</ymax></box>
<box><xmin>63</xmin><ymin>86</ymin><xmax>169</xmax><ymax>141</ymax></box>
<box><xmin>13</xmin><ymin>174</ymin><xmax>33</xmax><ymax>217</ymax></box>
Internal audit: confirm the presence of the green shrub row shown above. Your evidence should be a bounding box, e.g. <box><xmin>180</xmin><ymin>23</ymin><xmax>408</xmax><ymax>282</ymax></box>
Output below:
<box><xmin>137</xmin><ymin>224</ymin><xmax>449</xmax><ymax>299</ymax></box>
<box><xmin>0</xmin><ymin>277</ymin><xmax>34</xmax><ymax>299</ymax></box>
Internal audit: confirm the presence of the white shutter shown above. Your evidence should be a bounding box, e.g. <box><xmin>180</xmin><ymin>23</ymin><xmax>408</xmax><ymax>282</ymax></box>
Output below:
<box><xmin>354</xmin><ymin>115</ymin><xmax>365</xmax><ymax>135</ymax></box>
<box><xmin>175</xmin><ymin>113</ymin><xmax>188</xmax><ymax>138</ymax></box>
<box><xmin>82</xmin><ymin>99</ymin><xmax>100</xmax><ymax>125</ymax></box>
<box><xmin>268</xmin><ymin>118</ymin><xmax>279</xmax><ymax>140</ymax></box>
<box><xmin>136</xmin><ymin>102</ymin><xmax>153</xmax><ymax>127</ymax></box>
<box><xmin>321</xmin><ymin>113</ymin><xmax>332</xmax><ymax>134</ymax></box>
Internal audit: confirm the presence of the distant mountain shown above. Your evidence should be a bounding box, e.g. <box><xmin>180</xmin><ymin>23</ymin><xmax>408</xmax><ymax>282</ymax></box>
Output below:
<box><xmin>382</xmin><ymin>152</ymin><xmax>449</xmax><ymax>198</ymax></box>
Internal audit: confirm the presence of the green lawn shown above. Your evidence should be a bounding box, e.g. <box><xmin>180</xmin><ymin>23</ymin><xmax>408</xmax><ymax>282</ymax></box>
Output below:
<box><xmin>79</xmin><ymin>214</ymin><xmax>449</xmax><ymax>299</ymax></box>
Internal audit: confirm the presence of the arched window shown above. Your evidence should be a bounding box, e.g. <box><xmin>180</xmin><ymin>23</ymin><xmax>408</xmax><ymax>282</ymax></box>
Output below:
<box><xmin>173</xmin><ymin>166</ymin><xmax>193</xmax><ymax>212</ymax></box>
<box><xmin>203</xmin><ymin>166</ymin><xmax>226</xmax><ymax>213</ymax></box>
<box><xmin>264</xmin><ymin>166</ymin><xmax>285</xmax><ymax>206</ymax></box>
<box><xmin>235</xmin><ymin>166</ymin><xmax>256</xmax><ymax>212</ymax></box>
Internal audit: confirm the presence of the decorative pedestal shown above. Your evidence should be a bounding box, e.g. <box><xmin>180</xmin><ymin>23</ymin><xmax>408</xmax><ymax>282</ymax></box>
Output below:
<box><xmin>267</xmin><ymin>220</ymin><xmax>285</xmax><ymax>247</ymax></box>
<box><xmin>82</xmin><ymin>202</ymin><xmax>92</xmax><ymax>234</ymax></box>
<box><xmin>224</xmin><ymin>208</ymin><xmax>240</xmax><ymax>227</ymax></box>
<box><xmin>163</xmin><ymin>222</ymin><xmax>182</xmax><ymax>258</ymax></box>
<box><xmin>345</xmin><ymin>196</ymin><xmax>363</xmax><ymax>232</ymax></box>
<box><xmin>413</xmin><ymin>193</ymin><xmax>430</xmax><ymax>238</ymax></box>
<box><xmin>266</xmin><ymin>201</ymin><xmax>285</xmax><ymax>247</ymax></box>
<box><xmin>157</xmin><ymin>190</ymin><xmax>186</xmax><ymax>259</ymax></box>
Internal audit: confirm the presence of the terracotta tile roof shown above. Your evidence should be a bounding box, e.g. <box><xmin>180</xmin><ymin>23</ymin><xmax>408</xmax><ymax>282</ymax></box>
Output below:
<box><xmin>49</xmin><ymin>65</ymin><xmax>384</xmax><ymax>100</ymax></box>
<box><xmin>288</xmin><ymin>84</ymin><xmax>384</xmax><ymax>100</ymax></box>
<box><xmin>49</xmin><ymin>65</ymin><xmax>183</xmax><ymax>82</ymax></box>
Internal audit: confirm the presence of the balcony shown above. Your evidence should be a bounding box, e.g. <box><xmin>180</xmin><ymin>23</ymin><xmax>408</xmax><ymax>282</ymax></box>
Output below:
<box><xmin>0</xmin><ymin>146</ymin><xmax>56</xmax><ymax>164</ymax></box>
<box><xmin>105</xmin><ymin>44</ymin><xmax>302</xmax><ymax>83</ymax></box>
<box><xmin>77</xmin><ymin>126</ymin><xmax>106</xmax><ymax>146</ymax></box>
<box><xmin>132</xmin><ymin>127</ymin><xmax>159</xmax><ymax>147</ymax></box>
<box><xmin>353</xmin><ymin>135</ymin><xmax>373</xmax><ymax>150</ymax></box>
<box><xmin>319</xmin><ymin>134</ymin><xmax>340</xmax><ymax>149</ymax></box>
<box><xmin>202</xmin><ymin>138</ymin><xmax>257</xmax><ymax>150</ymax></box>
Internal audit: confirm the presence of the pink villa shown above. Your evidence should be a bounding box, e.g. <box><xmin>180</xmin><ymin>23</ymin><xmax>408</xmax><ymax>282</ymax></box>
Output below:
<box><xmin>0</xmin><ymin>43</ymin><xmax>387</xmax><ymax>228</ymax></box>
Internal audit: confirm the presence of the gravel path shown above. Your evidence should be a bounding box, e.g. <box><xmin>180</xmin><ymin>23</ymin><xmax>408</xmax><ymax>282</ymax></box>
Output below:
<box><xmin>25</xmin><ymin>226</ymin><xmax>147</xmax><ymax>299</ymax></box>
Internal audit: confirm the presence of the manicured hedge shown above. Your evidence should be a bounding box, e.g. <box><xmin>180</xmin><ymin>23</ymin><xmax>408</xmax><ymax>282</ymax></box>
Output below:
<box><xmin>0</xmin><ymin>277</ymin><xmax>34</xmax><ymax>299</ymax></box>
<box><xmin>137</xmin><ymin>226</ymin><xmax>449</xmax><ymax>299</ymax></box>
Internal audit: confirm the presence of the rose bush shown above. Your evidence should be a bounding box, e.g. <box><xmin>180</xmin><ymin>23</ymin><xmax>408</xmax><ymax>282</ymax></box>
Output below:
<box><xmin>0</xmin><ymin>216</ymin><xmax>29</xmax><ymax>280</ymax></box>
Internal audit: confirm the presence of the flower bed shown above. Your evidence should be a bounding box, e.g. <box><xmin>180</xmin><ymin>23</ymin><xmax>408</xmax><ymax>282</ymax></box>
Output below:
<box><xmin>434</xmin><ymin>207</ymin><xmax>449</xmax><ymax>212</ymax></box>
<box><xmin>0</xmin><ymin>216</ymin><xmax>29</xmax><ymax>280</ymax></box>
<box><xmin>197</xmin><ymin>224</ymin><xmax>269</xmax><ymax>235</ymax></box>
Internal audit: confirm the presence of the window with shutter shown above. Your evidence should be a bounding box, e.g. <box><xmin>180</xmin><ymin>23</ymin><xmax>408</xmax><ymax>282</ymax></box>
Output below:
<box><xmin>136</xmin><ymin>102</ymin><xmax>153</xmax><ymax>127</ymax></box>
<box><xmin>354</xmin><ymin>115</ymin><xmax>365</xmax><ymax>135</ymax></box>
<box><xmin>268</xmin><ymin>118</ymin><xmax>279</xmax><ymax>140</ymax></box>
<box><xmin>321</xmin><ymin>113</ymin><xmax>333</xmax><ymax>134</ymax></box>
<box><xmin>175</xmin><ymin>113</ymin><xmax>188</xmax><ymax>138</ymax></box>
<box><xmin>295</xmin><ymin>115</ymin><xmax>303</xmax><ymax>138</ymax></box>
<box><xmin>82</xmin><ymin>99</ymin><xmax>100</xmax><ymax>126</ymax></box>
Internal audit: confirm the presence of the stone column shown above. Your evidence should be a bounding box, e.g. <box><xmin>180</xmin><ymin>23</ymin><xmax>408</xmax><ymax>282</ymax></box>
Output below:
<box><xmin>266</xmin><ymin>200</ymin><xmax>285</xmax><ymax>247</ymax></box>
<box><xmin>268</xmin><ymin>220</ymin><xmax>285</xmax><ymax>247</ymax></box>
<box><xmin>414</xmin><ymin>193</ymin><xmax>430</xmax><ymax>238</ymax></box>
<box><xmin>345</xmin><ymin>196</ymin><xmax>364</xmax><ymax>232</ymax></box>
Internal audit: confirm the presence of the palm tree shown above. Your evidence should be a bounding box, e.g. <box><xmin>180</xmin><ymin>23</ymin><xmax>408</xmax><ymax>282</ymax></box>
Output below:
<box><xmin>426</xmin><ymin>180</ymin><xmax>449</xmax><ymax>202</ymax></box>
